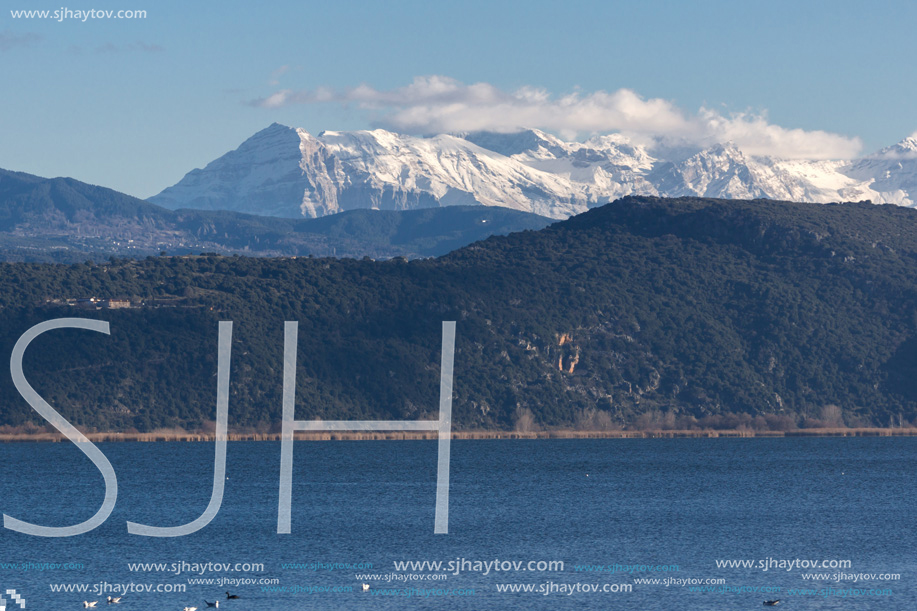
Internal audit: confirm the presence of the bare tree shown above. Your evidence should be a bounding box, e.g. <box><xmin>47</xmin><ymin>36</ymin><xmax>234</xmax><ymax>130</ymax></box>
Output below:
<box><xmin>514</xmin><ymin>407</ymin><xmax>538</xmax><ymax>432</ymax></box>
<box><xmin>574</xmin><ymin>407</ymin><xmax>597</xmax><ymax>430</ymax></box>
<box><xmin>594</xmin><ymin>411</ymin><xmax>617</xmax><ymax>431</ymax></box>
<box><xmin>820</xmin><ymin>404</ymin><xmax>845</xmax><ymax>428</ymax></box>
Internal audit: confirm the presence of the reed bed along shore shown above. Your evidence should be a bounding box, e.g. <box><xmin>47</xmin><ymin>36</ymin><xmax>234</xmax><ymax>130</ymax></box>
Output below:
<box><xmin>1</xmin><ymin>427</ymin><xmax>916</xmax><ymax>443</ymax></box>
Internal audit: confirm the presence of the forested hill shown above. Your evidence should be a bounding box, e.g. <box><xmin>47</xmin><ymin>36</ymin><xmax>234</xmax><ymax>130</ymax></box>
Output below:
<box><xmin>1</xmin><ymin>195</ymin><xmax>917</xmax><ymax>433</ymax></box>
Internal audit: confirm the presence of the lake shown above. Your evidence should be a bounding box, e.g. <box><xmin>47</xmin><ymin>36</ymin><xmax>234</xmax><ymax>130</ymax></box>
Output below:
<box><xmin>0</xmin><ymin>437</ymin><xmax>914</xmax><ymax>609</ymax></box>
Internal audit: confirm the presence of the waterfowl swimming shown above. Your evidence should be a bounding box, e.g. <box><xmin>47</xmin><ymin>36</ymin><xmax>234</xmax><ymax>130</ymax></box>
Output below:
<box><xmin>183</xmin><ymin>607</ymin><xmax>197</xmax><ymax>611</ymax></box>
<box><xmin>107</xmin><ymin>597</ymin><xmax>121</xmax><ymax>604</ymax></box>
<box><xmin>362</xmin><ymin>584</ymin><xmax>370</xmax><ymax>591</ymax></box>
<box><xmin>205</xmin><ymin>602</ymin><xmax>219</xmax><ymax>608</ymax></box>
<box><xmin>764</xmin><ymin>601</ymin><xmax>781</xmax><ymax>607</ymax></box>
<box><xmin>225</xmin><ymin>592</ymin><xmax>239</xmax><ymax>599</ymax></box>
<box><xmin>83</xmin><ymin>603</ymin><xmax>98</xmax><ymax>609</ymax></box>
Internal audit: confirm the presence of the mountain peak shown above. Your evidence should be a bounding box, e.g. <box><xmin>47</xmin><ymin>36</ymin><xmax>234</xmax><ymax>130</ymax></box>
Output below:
<box><xmin>704</xmin><ymin>141</ymin><xmax>743</xmax><ymax>156</ymax></box>
<box><xmin>872</xmin><ymin>134</ymin><xmax>917</xmax><ymax>159</ymax></box>
<box><xmin>261</xmin><ymin>122</ymin><xmax>293</xmax><ymax>133</ymax></box>
<box><xmin>894</xmin><ymin>134</ymin><xmax>917</xmax><ymax>153</ymax></box>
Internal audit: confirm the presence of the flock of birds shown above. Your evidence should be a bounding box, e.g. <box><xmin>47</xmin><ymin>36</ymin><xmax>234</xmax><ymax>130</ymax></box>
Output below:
<box><xmin>76</xmin><ymin>586</ymin><xmax>775</xmax><ymax>608</ymax></box>
<box><xmin>77</xmin><ymin>583</ymin><xmax>377</xmax><ymax>608</ymax></box>
<box><xmin>81</xmin><ymin>592</ymin><xmax>240</xmax><ymax>609</ymax></box>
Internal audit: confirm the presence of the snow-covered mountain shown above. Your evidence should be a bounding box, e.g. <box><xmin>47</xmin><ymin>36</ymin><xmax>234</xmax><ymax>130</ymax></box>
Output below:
<box><xmin>150</xmin><ymin>124</ymin><xmax>917</xmax><ymax>219</ymax></box>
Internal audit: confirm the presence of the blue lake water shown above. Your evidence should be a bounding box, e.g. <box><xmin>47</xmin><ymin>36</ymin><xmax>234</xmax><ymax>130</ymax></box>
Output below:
<box><xmin>0</xmin><ymin>438</ymin><xmax>914</xmax><ymax>609</ymax></box>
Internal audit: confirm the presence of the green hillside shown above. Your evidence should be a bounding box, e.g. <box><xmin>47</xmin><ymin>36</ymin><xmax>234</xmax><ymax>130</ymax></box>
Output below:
<box><xmin>1</xmin><ymin>196</ymin><xmax>916</xmax><ymax>433</ymax></box>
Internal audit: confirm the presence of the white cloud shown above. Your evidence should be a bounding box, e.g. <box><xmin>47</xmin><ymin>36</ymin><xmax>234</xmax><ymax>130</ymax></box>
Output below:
<box><xmin>136</xmin><ymin>42</ymin><xmax>163</xmax><ymax>53</ymax></box>
<box><xmin>0</xmin><ymin>30</ymin><xmax>41</xmax><ymax>51</ymax></box>
<box><xmin>248</xmin><ymin>75</ymin><xmax>862</xmax><ymax>159</ymax></box>
<box><xmin>268</xmin><ymin>65</ymin><xmax>290</xmax><ymax>86</ymax></box>
<box><xmin>693</xmin><ymin>108</ymin><xmax>861</xmax><ymax>159</ymax></box>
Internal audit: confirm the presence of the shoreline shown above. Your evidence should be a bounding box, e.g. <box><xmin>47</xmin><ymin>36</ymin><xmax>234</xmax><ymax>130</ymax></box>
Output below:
<box><xmin>1</xmin><ymin>427</ymin><xmax>916</xmax><ymax>442</ymax></box>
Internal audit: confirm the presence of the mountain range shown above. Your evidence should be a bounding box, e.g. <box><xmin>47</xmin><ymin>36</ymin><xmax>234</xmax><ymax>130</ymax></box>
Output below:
<box><xmin>150</xmin><ymin>123</ymin><xmax>917</xmax><ymax>220</ymax></box>
<box><xmin>0</xmin><ymin>168</ymin><xmax>551</xmax><ymax>262</ymax></box>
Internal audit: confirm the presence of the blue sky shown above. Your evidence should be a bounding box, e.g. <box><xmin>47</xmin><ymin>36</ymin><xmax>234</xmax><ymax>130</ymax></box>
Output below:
<box><xmin>1</xmin><ymin>0</ymin><xmax>915</xmax><ymax>198</ymax></box>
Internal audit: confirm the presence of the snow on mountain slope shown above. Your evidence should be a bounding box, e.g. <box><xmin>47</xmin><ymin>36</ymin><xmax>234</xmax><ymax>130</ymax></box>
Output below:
<box><xmin>840</xmin><ymin>135</ymin><xmax>917</xmax><ymax>206</ymax></box>
<box><xmin>648</xmin><ymin>144</ymin><xmax>866</xmax><ymax>203</ymax></box>
<box><xmin>150</xmin><ymin>123</ymin><xmax>313</xmax><ymax>217</ymax></box>
<box><xmin>477</xmin><ymin>129</ymin><xmax>658</xmax><ymax>201</ymax></box>
<box><xmin>150</xmin><ymin>125</ymin><xmax>917</xmax><ymax>219</ymax></box>
<box><xmin>316</xmin><ymin>129</ymin><xmax>591</xmax><ymax>218</ymax></box>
